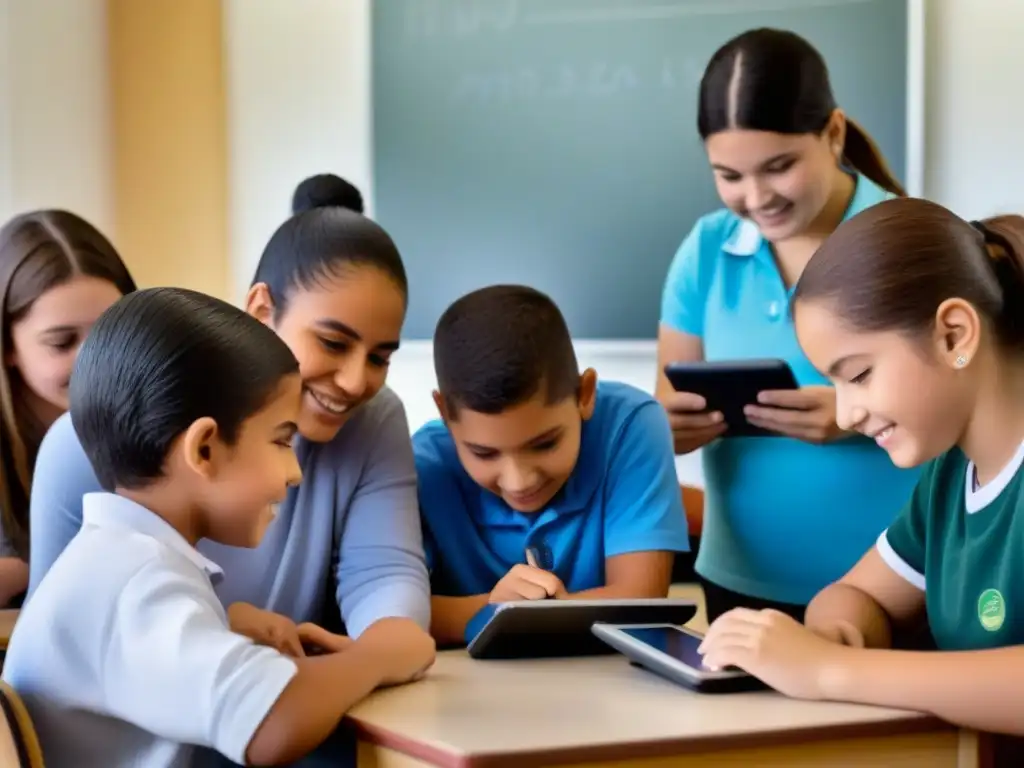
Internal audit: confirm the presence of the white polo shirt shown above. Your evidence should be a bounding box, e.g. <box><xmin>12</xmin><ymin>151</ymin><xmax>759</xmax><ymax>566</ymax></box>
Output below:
<box><xmin>2</xmin><ymin>492</ymin><xmax>298</xmax><ymax>767</ymax></box>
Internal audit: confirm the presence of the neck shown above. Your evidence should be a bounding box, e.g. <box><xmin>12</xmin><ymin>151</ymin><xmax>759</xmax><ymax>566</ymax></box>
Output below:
<box><xmin>960</xmin><ymin>352</ymin><xmax>1024</xmax><ymax>486</ymax></box>
<box><xmin>117</xmin><ymin>486</ymin><xmax>205</xmax><ymax>546</ymax></box>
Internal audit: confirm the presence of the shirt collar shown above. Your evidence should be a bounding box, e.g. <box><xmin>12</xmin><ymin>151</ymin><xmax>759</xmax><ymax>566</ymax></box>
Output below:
<box><xmin>82</xmin><ymin>492</ymin><xmax>223</xmax><ymax>579</ymax></box>
<box><xmin>722</xmin><ymin>172</ymin><xmax>892</xmax><ymax>257</ymax></box>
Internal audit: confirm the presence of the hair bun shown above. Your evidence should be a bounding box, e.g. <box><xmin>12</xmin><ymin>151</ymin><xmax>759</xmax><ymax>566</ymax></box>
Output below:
<box><xmin>291</xmin><ymin>174</ymin><xmax>364</xmax><ymax>216</ymax></box>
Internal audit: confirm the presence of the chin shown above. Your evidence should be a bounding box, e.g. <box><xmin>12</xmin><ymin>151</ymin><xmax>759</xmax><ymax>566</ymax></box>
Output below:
<box><xmin>298</xmin><ymin>410</ymin><xmax>351</xmax><ymax>443</ymax></box>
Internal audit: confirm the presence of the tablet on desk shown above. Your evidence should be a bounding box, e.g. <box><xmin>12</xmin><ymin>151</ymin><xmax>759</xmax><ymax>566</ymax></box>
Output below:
<box><xmin>591</xmin><ymin>623</ymin><xmax>767</xmax><ymax>693</ymax></box>
<box><xmin>466</xmin><ymin>599</ymin><xmax>697</xmax><ymax>660</ymax></box>
<box><xmin>663</xmin><ymin>359</ymin><xmax>799</xmax><ymax>438</ymax></box>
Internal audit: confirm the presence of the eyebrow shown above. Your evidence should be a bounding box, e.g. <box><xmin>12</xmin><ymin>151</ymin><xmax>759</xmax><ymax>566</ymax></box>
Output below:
<box><xmin>314</xmin><ymin>319</ymin><xmax>400</xmax><ymax>352</ymax></box>
<box><xmin>711</xmin><ymin>153</ymin><xmax>794</xmax><ymax>174</ymax></box>
<box><xmin>38</xmin><ymin>325</ymin><xmax>78</xmax><ymax>336</ymax></box>
<box><xmin>826</xmin><ymin>354</ymin><xmax>864</xmax><ymax>378</ymax></box>
<box><xmin>464</xmin><ymin>426</ymin><xmax>564</xmax><ymax>453</ymax></box>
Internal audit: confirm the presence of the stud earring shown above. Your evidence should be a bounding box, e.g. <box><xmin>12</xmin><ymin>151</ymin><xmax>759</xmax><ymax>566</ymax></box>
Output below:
<box><xmin>956</xmin><ymin>355</ymin><xmax>969</xmax><ymax>368</ymax></box>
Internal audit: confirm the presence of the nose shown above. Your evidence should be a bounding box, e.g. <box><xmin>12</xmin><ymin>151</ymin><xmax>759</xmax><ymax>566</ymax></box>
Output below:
<box><xmin>834</xmin><ymin>386</ymin><xmax>867</xmax><ymax>432</ymax></box>
<box><xmin>745</xmin><ymin>177</ymin><xmax>774</xmax><ymax>211</ymax></box>
<box><xmin>333</xmin><ymin>355</ymin><xmax>368</xmax><ymax>400</ymax></box>
<box><xmin>500</xmin><ymin>459</ymin><xmax>539</xmax><ymax>494</ymax></box>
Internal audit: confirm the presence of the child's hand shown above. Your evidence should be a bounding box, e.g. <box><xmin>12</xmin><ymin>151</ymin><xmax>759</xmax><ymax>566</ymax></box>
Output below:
<box><xmin>356</xmin><ymin>618</ymin><xmax>436</xmax><ymax>686</ymax></box>
<box><xmin>297</xmin><ymin>623</ymin><xmax>353</xmax><ymax>655</ymax></box>
<box><xmin>227</xmin><ymin>602</ymin><xmax>305</xmax><ymax>657</ymax></box>
<box><xmin>489</xmin><ymin>564</ymin><xmax>567</xmax><ymax>602</ymax></box>
<box><xmin>698</xmin><ymin>608</ymin><xmax>850</xmax><ymax>700</ymax></box>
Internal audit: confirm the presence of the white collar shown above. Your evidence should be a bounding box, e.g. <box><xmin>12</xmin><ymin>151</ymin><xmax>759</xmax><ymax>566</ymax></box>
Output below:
<box><xmin>82</xmin><ymin>492</ymin><xmax>223</xmax><ymax>578</ymax></box>
<box><xmin>964</xmin><ymin>440</ymin><xmax>1024</xmax><ymax>514</ymax></box>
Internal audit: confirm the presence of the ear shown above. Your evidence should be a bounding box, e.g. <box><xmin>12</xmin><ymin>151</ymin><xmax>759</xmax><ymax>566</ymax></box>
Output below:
<box><xmin>932</xmin><ymin>298</ymin><xmax>981</xmax><ymax>370</ymax></box>
<box><xmin>246</xmin><ymin>283</ymin><xmax>276</xmax><ymax>328</ymax></box>
<box><xmin>577</xmin><ymin>368</ymin><xmax>598</xmax><ymax>421</ymax></box>
<box><xmin>432</xmin><ymin>390</ymin><xmax>450</xmax><ymax>425</ymax></box>
<box><xmin>824</xmin><ymin>108</ymin><xmax>847</xmax><ymax>162</ymax></box>
<box><xmin>179</xmin><ymin>417</ymin><xmax>222</xmax><ymax>480</ymax></box>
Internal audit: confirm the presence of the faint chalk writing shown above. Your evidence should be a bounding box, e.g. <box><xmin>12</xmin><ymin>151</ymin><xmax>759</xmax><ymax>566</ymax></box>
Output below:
<box><xmin>404</xmin><ymin>0</ymin><xmax>519</xmax><ymax>39</ymax></box>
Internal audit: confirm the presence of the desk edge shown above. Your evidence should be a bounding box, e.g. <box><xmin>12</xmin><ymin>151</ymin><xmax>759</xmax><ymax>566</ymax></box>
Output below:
<box><xmin>343</xmin><ymin>712</ymin><xmax>953</xmax><ymax>768</ymax></box>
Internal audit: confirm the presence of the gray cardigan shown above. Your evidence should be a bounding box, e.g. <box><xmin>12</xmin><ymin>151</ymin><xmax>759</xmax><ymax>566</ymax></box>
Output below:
<box><xmin>27</xmin><ymin>387</ymin><xmax>430</xmax><ymax>637</ymax></box>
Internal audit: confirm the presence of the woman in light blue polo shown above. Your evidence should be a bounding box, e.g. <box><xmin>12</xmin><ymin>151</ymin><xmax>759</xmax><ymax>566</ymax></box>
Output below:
<box><xmin>656</xmin><ymin>28</ymin><xmax>921</xmax><ymax>622</ymax></box>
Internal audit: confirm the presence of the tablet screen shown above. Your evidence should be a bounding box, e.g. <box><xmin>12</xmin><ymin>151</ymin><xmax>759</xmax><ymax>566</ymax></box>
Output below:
<box><xmin>620</xmin><ymin>626</ymin><xmax>709</xmax><ymax>669</ymax></box>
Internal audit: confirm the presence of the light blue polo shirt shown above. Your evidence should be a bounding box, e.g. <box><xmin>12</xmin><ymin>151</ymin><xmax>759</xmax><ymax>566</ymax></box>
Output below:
<box><xmin>660</xmin><ymin>174</ymin><xmax>921</xmax><ymax>605</ymax></box>
<box><xmin>413</xmin><ymin>381</ymin><xmax>691</xmax><ymax>610</ymax></box>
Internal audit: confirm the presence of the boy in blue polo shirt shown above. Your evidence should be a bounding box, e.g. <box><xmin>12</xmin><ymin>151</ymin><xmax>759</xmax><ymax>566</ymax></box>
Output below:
<box><xmin>413</xmin><ymin>285</ymin><xmax>691</xmax><ymax>645</ymax></box>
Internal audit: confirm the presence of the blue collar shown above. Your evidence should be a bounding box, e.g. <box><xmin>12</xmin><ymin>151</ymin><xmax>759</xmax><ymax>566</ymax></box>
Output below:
<box><xmin>722</xmin><ymin>173</ymin><xmax>893</xmax><ymax>258</ymax></box>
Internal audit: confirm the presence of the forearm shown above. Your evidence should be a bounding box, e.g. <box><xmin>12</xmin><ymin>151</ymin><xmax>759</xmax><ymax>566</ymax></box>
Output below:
<box><xmin>430</xmin><ymin>594</ymin><xmax>489</xmax><ymax>645</ymax></box>
<box><xmin>805</xmin><ymin>583</ymin><xmax>894</xmax><ymax>649</ymax></box>
<box><xmin>246</xmin><ymin>645</ymin><xmax>387</xmax><ymax>765</ymax></box>
<box><xmin>0</xmin><ymin>558</ymin><xmax>28</xmax><ymax>606</ymax></box>
<box><xmin>825</xmin><ymin>646</ymin><xmax>1024</xmax><ymax>735</ymax></box>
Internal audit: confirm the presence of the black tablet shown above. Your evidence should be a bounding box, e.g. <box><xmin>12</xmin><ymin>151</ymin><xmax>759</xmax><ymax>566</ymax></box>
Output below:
<box><xmin>663</xmin><ymin>358</ymin><xmax>799</xmax><ymax>438</ymax></box>
<box><xmin>465</xmin><ymin>599</ymin><xmax>697</xmax><ymax>660</ymax></box>
<box><xmin>591</xmin><ymin>622</ymin><xmax>766</xmax><ymax>693</ymax></box>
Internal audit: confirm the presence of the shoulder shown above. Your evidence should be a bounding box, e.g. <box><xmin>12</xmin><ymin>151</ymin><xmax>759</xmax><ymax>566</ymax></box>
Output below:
<box><xmin>584</xmin><ymin>382</ymin><xmax>669</xmax><ymax>455</ymax></box>
<box><xmin>413</xmin><ymin>421</ymin><xmax>461</xmax><ymax>480</ymax></box>
<box><xmin>37</xmin><ymin>411</ymin><xmax>92</xmax><ymax>469</ymax></box>
<box><xmin>342</xmin><ymin>386</ymin><xmax>409</xmax><ymax>434</ymax></box>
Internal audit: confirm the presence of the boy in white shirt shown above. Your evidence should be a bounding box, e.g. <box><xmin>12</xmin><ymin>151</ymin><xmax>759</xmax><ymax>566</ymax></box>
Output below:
<box><xmin>2</xmin><ymin>287</ymin><xmax>434</xmax><ymax>767</ymax></box>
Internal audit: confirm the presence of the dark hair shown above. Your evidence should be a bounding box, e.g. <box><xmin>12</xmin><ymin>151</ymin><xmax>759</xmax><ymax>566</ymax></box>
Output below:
<box><xmin>291</xmin><ymin>173</ymin><xmax>364</xmax><ymax>215</ymax></box>
<box><xmin>793</xmin><ymin>197</ymin><xmax>1024</xmax><ymax>351</ymax></box>
<box><xmin>434</xmin><ymin>285</ymin><xmax>580</xmax><ymax>417</ymax></box>
<box><xmin>251</xmin><ymin>207</ymin><xmax>408</xmax><ymax>317</ymax></box>
<box><xmin>698</xmin><ymin>28</ymin><xmax>905</xmax><ymax>196</ymax></box>
<box><xmin>70</xmin><ymin>287</ymin><xmax>299</xmax><ymax>491</ymax></box>
<box><xmin>0</xmin><ymin>210</ymin><xmax>136</xmax><ymax>556</ymax></box>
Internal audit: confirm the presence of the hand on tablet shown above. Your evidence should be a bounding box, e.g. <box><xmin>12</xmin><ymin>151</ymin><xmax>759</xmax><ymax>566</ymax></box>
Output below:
<box><xmin>490</xmin><ymin>564</ymin><xmax>568</xmax><ymax>602</ymax></box>
<box><xmin>742</xmin><ymin>386</ymin><xmax>846</xmax><ymax>444</ymax></box>
<box><xmin>698</xmin><ymin>608</ymin><xmax>848</xmax><ymax>700</ymax></box>
<box><xmin>660</xmin><ymin>391</ymin><xmax>728</xmax><ymax>454</ymax></box>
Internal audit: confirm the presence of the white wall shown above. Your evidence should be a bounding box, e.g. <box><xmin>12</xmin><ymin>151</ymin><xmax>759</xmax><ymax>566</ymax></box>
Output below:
<box><xmin>0</xmin><ymin>0</ymin><xmax>111</xmax><ymax>233</ymax></box>
<box><xmin>223</xmin><ymin>0</ymin><xmax>374</xmax><ymax>302</ymax></box>
<box><xmin>923</xmin><ymin>0</ymin><xmax>1024</xmax><ymax>218</ymax></box>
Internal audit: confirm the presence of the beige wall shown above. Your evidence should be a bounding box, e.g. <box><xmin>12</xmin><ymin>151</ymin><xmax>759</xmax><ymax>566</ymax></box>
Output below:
<box><xmin>108</xmin><ymin>0</ymin><xmax>229</xmax><ymax>299</ymax></box>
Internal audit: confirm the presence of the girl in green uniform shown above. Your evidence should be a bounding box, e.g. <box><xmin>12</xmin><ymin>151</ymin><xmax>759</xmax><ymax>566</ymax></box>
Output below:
<box><xmin>699</xmin><ymin>196</ymin><xmax>1024</xmax><ymax>738</ymax></box>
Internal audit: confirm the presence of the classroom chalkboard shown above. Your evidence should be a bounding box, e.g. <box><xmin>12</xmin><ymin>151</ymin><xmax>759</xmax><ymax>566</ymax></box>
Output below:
<box><xmin>372</xmin><ymin>0</ymin><xmax>909</xmax><ymax>339</ymax></box>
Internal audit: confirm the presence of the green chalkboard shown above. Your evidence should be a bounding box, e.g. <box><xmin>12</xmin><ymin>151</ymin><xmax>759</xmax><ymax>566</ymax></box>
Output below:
<box><xmin>373</xmin><ymin>0</ymin><xmax>909</xmax><ymax>339</ymax></box>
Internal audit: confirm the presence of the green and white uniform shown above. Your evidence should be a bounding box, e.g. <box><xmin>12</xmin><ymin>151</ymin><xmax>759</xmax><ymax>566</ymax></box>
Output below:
<box><xmin>880</xmin><ymin>442</ymin><xmax>1024</xmax><ymax>650</ymax></box>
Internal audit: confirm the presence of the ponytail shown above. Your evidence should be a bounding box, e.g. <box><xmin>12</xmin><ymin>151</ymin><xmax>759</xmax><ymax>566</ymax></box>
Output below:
<box><xmin>974</xmin><ymin>215</ymin><xmax>1024</xmax><ymax>346</ymax></box>
<box><xmin>843</xmin><ymin>119</ymin><xmax>905</xmax><ymax>197</ymax></box>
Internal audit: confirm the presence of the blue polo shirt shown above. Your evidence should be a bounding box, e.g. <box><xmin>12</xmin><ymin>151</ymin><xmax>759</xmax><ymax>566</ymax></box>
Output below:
<box><xmin>660</xmin><ymin>174</ymin><xmax>921</xmax><ymax>605</ymax></box>
<box><xmin>413</xmin><ymin>381</ymin><xmax>691</xmax><ymax>604</ymax></box>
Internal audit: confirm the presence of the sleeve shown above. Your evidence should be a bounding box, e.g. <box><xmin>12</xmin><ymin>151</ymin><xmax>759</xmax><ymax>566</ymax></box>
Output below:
<box><xmin>659</xmin><ymin>219</ymin><xmax>710</xmax><ymax>337</ymax></box>
<box><xmin>104</xmin><ymin>561</ymin><xmax>298</xmax><ymax>765</ymax></box>
<box><xmin>334</xmin><ymin>393</ymin><xmax>431</xmax><ymax>637</ymax></box>
<box><xmin>28</xmin><ymin>412</ymin><xmax>102</xmax><ymax>595</ymax></box>
<box><xmin>603</xmin><ymin>402</ymin><xmax>692</xmax><ymax>558</ymax></box>
<box><xmin>876</xmin><ymin>464</ymin><xmax>934</xmax><ymax>591</ymax></box>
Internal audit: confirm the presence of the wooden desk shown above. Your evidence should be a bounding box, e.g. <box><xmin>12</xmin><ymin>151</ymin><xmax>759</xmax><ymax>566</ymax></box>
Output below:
<box><xmin>347</xmin><ymin>651</ymin><xmax>978</xmax><ymax>768</ymax></box>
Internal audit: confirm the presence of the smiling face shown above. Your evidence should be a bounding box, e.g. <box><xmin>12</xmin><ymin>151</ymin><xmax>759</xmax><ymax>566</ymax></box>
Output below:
<box><xmin>705</xmin><ymin>116</ymin><xmax>844</xmax><ymax>242</ymax></box>
<box><xmin>438</xmin><ymin>372</ymin><xmax>597</xmax><ymax>513</ymax></box>
<box><xmin>7</xmin><ymin>275</ymin><xmax>124</xmax><ymax>426</ymax></box>
<box><xmin>247</xmin><ymin>266</ymin><xmax>406</xmax><ymax>443</ymax></box>
<box><xmin>794</xmin><ymin>299</ymin><xmax>976</xmax><ymax>468</ymax></box>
